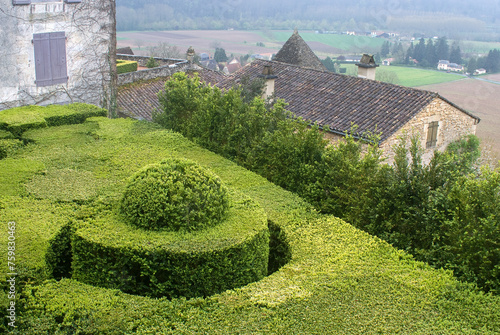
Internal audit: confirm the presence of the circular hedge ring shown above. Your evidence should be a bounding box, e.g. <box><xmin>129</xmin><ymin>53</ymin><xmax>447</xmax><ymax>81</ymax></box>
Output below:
<box><xmin>120</xmin><ymin>158</ymin><xmax>229</xmax><ymax>231</ymax></box>
<box><xmin>72</xmin><ymin>190</ymin><xmax>269</xmax><ymax>299</ymax></box>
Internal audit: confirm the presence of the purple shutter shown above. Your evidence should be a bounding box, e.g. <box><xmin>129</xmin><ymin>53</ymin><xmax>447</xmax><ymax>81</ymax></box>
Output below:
<box><xmin>50</xmin><ymin>32</ymin><xmax>68</xmax><ymax>85</ymax></box>
<box><xmin>33</xmin><ymin>32</ymin><xmax>68</xmax><ymax>87</ymax></box>
<box><xmin>12</xmin><ymin>0</ymin><xmax>31</xmax><ymax>5</ymax></box>
<box><xmin>34</xmin><ymin>33</ymin><xmax>53</xmax><ymax>87</ymax></box>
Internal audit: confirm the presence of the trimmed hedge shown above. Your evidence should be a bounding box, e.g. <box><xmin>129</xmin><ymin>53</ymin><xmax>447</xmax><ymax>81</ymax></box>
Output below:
<box><xmin>0</xmin><ymin>103</ymin><xmax>106</xmax><ymax>137</ymax></box>
<box><xmin>121</xmin><ymin>158</ymin><xmax>230</xmax><ymax>231</ymax></box>
<box><xmin>73</xmin><ymin>191</ymin><xmax>268</xmax><ymax>298</ymax></box>
<box><xmin>0</xmin><ymin>130</ymin><xmax>14</xmax><ymax>139</ymax></box>
<box><xmin>117</xmin><ymin>59</ymin><xmax>138</xmax><ymax>74</ymax></box>
<box><xmin>0</xmin><ymin>139</ymin><xmax>23</xmax><ymax>159</ymax></box>
<box><xmin>1</xmin><ymin>115</ymin><xmax>499</xmax><ymax>333</ymax></box>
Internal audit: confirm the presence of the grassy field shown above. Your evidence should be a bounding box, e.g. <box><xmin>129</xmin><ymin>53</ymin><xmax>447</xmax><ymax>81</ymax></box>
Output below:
<box><xmin>340</xmin><ymin>64</ymin><xmax>465</xmax><ymax>87</ymax></box>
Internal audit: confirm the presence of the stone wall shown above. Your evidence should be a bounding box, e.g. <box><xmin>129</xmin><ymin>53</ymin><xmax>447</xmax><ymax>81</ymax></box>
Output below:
<box><xmin>0</xmin><ymin>0</ymin><xmax>115</xmax><ymax>112</ymax></box>
<box><xmin>116</xmin><ymin>55</ymin><xmax>189</xmax><ymax>86</ymax></box>
<box><xmin>380</xmin><ymin>97</ymin><xmax>479</xmax><ymax>164</ymax></box>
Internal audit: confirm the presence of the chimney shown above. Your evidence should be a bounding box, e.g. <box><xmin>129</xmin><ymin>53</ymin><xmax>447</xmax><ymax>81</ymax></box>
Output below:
<box><xmin>186</xmin><ymin>46</ymin><xmax>195</xmax><ymax>64</ymax></box>
<box><xmin>356</xmin><ymin>54</ymin><xmax>379</xmax><ymax>80</ymax></box>
<box><xmin>258</xmin><ymin>64</ymin><xmax>278</xmax><ymax>101</ymax></box>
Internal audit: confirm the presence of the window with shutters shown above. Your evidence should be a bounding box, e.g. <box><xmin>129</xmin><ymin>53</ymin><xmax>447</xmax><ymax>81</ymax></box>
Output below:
<box><xmin>426</xmin><ymin>121</ymin><xmax>439</xmax><ymax>148</ymax></box>
<box><xmin>33</xmin><ymin>32</ymin><xmax>68</xmax><ymax>87</ymax></box>
<box><xmin>13</xmin><ymin>1</ymin><xmax>81</xmax><ymax>6</ymax></box>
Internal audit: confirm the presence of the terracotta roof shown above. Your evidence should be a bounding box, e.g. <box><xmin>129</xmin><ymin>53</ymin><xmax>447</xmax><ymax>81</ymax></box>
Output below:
<box><xmin>274</xmin><ymin>30</ymin><xmax>327</xmax><ymax>72</ymax></box>
<box><xmin>117</xmin><ymin>68</ymin><xmax>225</xmax><ymax>121</ymax></box>
<box><xmin>218</xmin><ymin>59</ymin><xmax>479</xmax><ymax>142</ymax></box>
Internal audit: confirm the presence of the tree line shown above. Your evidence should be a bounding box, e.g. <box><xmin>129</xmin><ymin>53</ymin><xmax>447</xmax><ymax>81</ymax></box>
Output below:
<box><xmin>154</xmin><ymin>72</ymin><xmax>500</xmax><ymax>295</ymax></box>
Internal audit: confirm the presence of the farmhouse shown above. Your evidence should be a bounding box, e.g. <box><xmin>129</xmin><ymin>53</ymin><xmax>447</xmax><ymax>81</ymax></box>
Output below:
<box><xmin>437</xmin><ymin>60</ymin><xmax>464</xmax><ymax>72</ymax></box>
<box><xmin>0</xmin><ymin>0</ymin><xmax>117</xmax><ymax>112</ymax></box>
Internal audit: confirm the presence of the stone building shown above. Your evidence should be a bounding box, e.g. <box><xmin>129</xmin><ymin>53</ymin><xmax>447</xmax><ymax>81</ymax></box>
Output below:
<box><xmin>0</xmin><ymin>0</ymin><xmax>117</xmax><ymax>113</ymax></box>
<box><xmin>220</xmin><ymin>58</ymin><xmax>479</xmax><ymax>164</ymax></box>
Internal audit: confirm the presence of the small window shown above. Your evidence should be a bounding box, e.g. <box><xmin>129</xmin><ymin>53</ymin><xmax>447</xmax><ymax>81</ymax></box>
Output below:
<box><xmin>426</xmin><ymin>121</ymin><xmax>439</xmax><ymax>148</ymax></box>
<box><xmin>12</xmin><ymin>0</ymin><xmax>31</xmax><ymax>5</ymax></box>
<box><xmin>33</xmin><ymin>32</ymin><xmax>68</xmax><ymax>87</ymax></box>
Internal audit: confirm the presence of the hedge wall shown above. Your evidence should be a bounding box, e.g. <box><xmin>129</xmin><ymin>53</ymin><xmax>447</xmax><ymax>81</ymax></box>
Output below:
<box><xmin>117</xmin><ymin>59</ymin><xmax>138</xmax><ymax>74</ymax></box>
<box><xmin>0</xmin><ymin>111</ymin><xmax>499</xmax><ymax>333</ymax></box>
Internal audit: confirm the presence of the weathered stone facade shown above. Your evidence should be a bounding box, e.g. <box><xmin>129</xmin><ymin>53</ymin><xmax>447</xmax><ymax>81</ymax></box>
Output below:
<box><xmin>0</xmin><ymin>0</ymin><xmax>116</xmax><ymax>113</ymax></box>
<box><xmin>380</xmin><ymin>97</ymin><xmax>479</xmax><ymax>164</ymax></box>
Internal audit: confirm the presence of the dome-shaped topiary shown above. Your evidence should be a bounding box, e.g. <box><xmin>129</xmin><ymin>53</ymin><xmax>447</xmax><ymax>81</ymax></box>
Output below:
<box><xmin>120</xmin><ymin>158</ymin><xmax>229</xmax><ymax>231</ymax></box>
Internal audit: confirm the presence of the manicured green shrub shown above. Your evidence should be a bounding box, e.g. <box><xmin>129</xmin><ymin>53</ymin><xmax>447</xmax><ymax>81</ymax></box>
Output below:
<box><xmin>73</xmin><ymin>191</ymin><xmax>269</xmax><ymax>298</ymax></box>
<box><xmin>25</xmin><ymin>168</ymin><xmax>101</xmax><ymax>203</ymax></box>
<box><xmin>0</xmin><ymin>130</ymin><xmax>14</xmax><ymax>139</ymax></box>
<box><xmin>0</xmin><ymin>105</ymin><xmax>47</xmax><ymax>136</ymax></box>
<box><xmin>0</xmin><ymin>104</ymin><xmax>107</xmax><ymax>137</ymax></box>
<box><xmin>0</xmin><ymin>139</ymin><xmax>23</xmax><ymax>159</ymax></box>
<box><xmin>120</xmin><ymin>158</ymin><xmax>229</xmax><ymax>231</ymax></box>
<box><xmin>0</xmin><ymin>158</ymin><xmax>45</xmax><ymax>196</ymax></box>
<box><xmin>117</xmin><ymin>59</ymin><xmax>138</xmax><ymax>74</ymax></box>
<box><xmin>146</xmin><ymin>56</ymin><xmax>160</xmax><ymax>68</ymax></box>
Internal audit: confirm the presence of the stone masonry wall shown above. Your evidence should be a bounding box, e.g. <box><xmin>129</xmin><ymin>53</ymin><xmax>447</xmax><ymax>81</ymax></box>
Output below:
<box><xmin>0</xmin><ymin>0</ymin><xmax>115</xmax><ymax>111</ymax></box>
<box><xmin>116</xmin><ymin>55</ymin><xmax>189</xmax><ymax>86</ymax></box>
<box><xmin>380</xmin><ymin>97</ymin><xmax>479</xmax><ymax>164</ymax></box>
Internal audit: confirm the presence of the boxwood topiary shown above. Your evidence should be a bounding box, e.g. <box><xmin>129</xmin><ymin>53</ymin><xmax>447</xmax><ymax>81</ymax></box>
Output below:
<box><xmin>72</xmin><ymin>190</ymin><xmax>269</xmax><ymax>298</ymax></box>
<box><xmin>120</xmin><ymin>158</ymin><xmax>230</xmax><ymax>231</ymax></box>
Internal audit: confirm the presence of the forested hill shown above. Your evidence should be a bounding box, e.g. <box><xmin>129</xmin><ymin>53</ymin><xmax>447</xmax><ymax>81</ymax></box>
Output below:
<box><xmin>117</xmin><ymin>0</ymin><xmax>500</xmax><ymax>40</ymax></box>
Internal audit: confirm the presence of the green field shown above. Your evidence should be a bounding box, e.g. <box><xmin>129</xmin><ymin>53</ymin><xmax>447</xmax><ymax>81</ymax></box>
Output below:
<box><xmin>341</xmin><ymin>64</ymin><xmax>465</xmax><ymax>87</ymax></box>
<box><xmin>260</xmin><ymin>30</ymin><xmax>385</xmax><ymax>53</ymax></box>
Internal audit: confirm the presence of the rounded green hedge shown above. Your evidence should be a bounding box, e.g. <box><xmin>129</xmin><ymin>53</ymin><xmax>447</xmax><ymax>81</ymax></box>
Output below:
<box><xmin>72</xmin><ymin>191</ymin><xmax>269</xmax><ymax>298</ymax></box>
<box><xmin>120</xmin><ymin>158</ymin><xmax>229</xmax><ymax>231</ymax></box>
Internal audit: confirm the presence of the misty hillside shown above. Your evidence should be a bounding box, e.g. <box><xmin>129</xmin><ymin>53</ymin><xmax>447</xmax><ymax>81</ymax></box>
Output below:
<box><xmin>117</xmin><ymin>0</ymin><xmax>500</xmax><ymax>40</ymax></box>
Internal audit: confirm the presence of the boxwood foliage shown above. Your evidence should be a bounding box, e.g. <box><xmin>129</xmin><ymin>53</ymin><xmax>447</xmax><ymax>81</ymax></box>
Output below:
<box><xmin>72</xmin><ymin>190</ymin><xmax>269</xmax><ymax>298</ymax></box>
<box><xmin>117</xmin><ymin>59</ymin><xmax>138</xmax><ymax>74</ymax></box>
<box><xmin>0</xmin><ymin>103</ymin><xmax>106</xmax><ymax>137</ymax></box>
<box><xmin>1</xmin><ymin>114</ymin><xmax>499</xmax><ymax>333</ymax></box>
<box><xmin>120</xmin><ymin>158</ymin><xmax>230</xmax><ymax>231</ymax></box>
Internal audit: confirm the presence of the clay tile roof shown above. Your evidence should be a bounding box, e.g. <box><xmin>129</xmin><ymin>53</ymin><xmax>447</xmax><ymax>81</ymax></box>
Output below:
<box><xmin>273</xmin><ymin>30</ymin><xmax>327</xmax><ymax>72</ymax></box>
<box><xmin>117</xmin><ymin>68</ymin><xmax>225</xmax><ymax>121</ymax></box>
<box><xmin>219</xmin><ymin>59</ymin><xmax>479</xmax><ymax>142</ymax></box>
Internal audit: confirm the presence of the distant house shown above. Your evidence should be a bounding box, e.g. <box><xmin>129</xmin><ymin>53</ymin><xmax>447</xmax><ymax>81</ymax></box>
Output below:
<box><xmin>117</xmin><ymin>47</ymin><xmax>134</xmax><ymax>55</ymax></box>
<box><xmin>474</xmin><ymin>68</ymin><xmax>486</xmax><ymax>75</ymax></box>
<box><xmin>343</xmin><ymin>55</ymin><xmax>363</xmax><ymax>63</ymax></box>
<box><xmin>200</xmin><ymin>53</ymin><xmax>210</xmax><ymax>61</ymax></box>
<box><xmin>383</xmin><ymin>58</ymin><xmax>395</xmax><ymax>66</ymax></box>
<box><xmin>438</xmin><ymin>60</ymin><xmax>464</xmax><ymax>72</ymax></box>
<box><xmin>1</xmin><ymin>0</ymin><xmax>116</xmax><ymax>112</ymax></box>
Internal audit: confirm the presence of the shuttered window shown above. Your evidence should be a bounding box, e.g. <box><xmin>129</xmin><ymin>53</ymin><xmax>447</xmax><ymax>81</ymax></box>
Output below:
<box><xmin>12</xmin><ymin>0</ymin><xmax>31</xmax><ymax>5</ymax></box>
<box><xmin>426</xmin><ymin>121</ymin><xmax>439</xmax><ymax>148</ymax></box>
<box><xmin>64</xmin><ymin>0</ymin><xmax>82</xmax><ymax>3</ymax></box>
<box><xmin>33</xmin><ymin>32</ymin><xmax>68</xmax><ymax>87</ymax></box>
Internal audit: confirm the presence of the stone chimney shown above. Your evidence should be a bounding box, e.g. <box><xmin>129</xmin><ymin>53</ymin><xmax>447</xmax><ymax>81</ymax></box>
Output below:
<box><xmin>258</xmin><ymin>64</ymin><xmax>278</xmax><ymax>101</ymax></box>
<box><xmin>356</xmin><ymin>54</ymin><xmax>379</xmax><ymax>80</ymax></box>
<box><xmin>186</xmin><ymin>46</ymin><xmax>195</xmax><ymax>64</ymax></box>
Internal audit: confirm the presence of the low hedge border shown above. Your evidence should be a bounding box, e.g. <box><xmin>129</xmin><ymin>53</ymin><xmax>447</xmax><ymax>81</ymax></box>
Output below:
<box><xmin>0</xmin><ymin>103</ymin><xmax>106</xmax><ymax>137</ymax></box>
<box><xmin>117</xmin><ymin>59</ymin><xmax>138</xmax><ymax>74</ymax></box>
<box><xmin>71</xmin><ymin>191</ymin><xmax>269</xmax><ymax>298</ymax></box>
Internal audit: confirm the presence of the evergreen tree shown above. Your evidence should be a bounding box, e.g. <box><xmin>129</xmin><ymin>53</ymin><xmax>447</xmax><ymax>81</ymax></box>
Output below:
<box><xmin>424</xmin><ymin>38</ymin><xmax>437</xmax><ymax>67</ymax></box>
<box><xmin>380</xmin><ymin>41</ymin><xmax>391</xmax><ymax>58</ymax></box>
<box><xmin>485</xmin><ymin>49</ymin><xmax>500</xmax><ymax>73</ymax></box>
<box><xmin>436</xmin><ymin>37</ymin><xmax>450</xmax><ymax>61</ymax></box>
<box><xmin>321</xmin><ymin>56</ymin><xmax>336</xmax><ymax>72</ymax></box>
<box><xmin>467</xmin><ymin>57</ymin><xmax>478</xmax><ymax>74</ymax></box>
<box><xmin>405</xmin><ymin>42</ymin><xmax>414</xmax><ymax>65</ymax></box>
<box><xmin>413</xmin><ymin>38</ymin><xmax>426</xmax><ymax>64</ymax></box>
<box><xmin>214</xmin><ymin>47</ymin><xmax>228</xmax><ymax>62</ymax></box>
<box><xmin>449</xmin><ymin>42</ymin><xmax>462</xmax><ymax>64</ymax></box>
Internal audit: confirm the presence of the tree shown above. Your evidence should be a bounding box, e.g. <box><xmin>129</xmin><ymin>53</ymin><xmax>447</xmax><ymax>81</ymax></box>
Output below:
<box><xmin>413</xmin><ymin>38</ymin><xmax>426</xmax><ymax>63</ymax></box>
<box><xmin>485</xmin><ymin>49</ymin><xmax>500</xmax><ymax>73</ymax></box>
<box><xmin>424</xmin><ymin>38</ymin><xmax>438</xmax><ymax>67</ymax></box>
<box><xmin>435</xmin><ymin>36</ymin><xmax>449</xmax><ymax>61</ymax></box>
<box><xmin>449</xmin><ymin>42</ymin><xmax>462</xmax><ymax>64</ymax></box>
<box><xmin>467</xmin><ymin>57</ymin><xmax>478</xmax><ymax>74</ymax></box>
<box><xmin>380</xmin><ymin>41</ymin><xmax>391</xmax><ymax>58</ymax></box>
<box><xmin>321</xmin><ymin>56</ymin><xmax>336</xmax><ymax>72</ymax></box>
<box><xmin>214</xmin><ymin>47</ymin><xmax>228</xmax><ymax>62</ymax></box>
